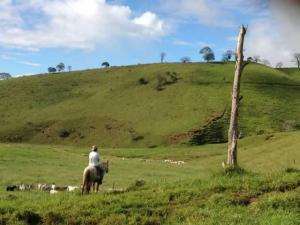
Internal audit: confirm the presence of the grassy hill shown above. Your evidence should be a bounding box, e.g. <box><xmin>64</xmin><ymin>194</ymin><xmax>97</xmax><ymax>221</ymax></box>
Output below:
<box><xmin>0</xmin><ymin>131</ymin><xmax>299</xmax><ymax>224</ymax></box>
<box><xmin>0</xmin><ymin>63</ymin><xmax>299</xmax><ymax>147</ymax></box>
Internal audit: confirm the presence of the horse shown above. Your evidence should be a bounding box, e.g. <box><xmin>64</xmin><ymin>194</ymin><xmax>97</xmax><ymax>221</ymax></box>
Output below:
<box><xmin>81</xmin><ymin>161</ymin><xmax>109</xmax><ymax>194</ymax></box>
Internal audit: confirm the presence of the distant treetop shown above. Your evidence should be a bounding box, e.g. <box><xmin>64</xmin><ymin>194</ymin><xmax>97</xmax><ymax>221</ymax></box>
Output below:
<box><xmin>222</xmin><ymin>50</ymin><xmax>234</xmax><ymax>62</ymax></box>
<box><xmin>180</xmin><ymin>57</ymin><xmax>191</xmax><ymax>63</ymax></box>
<box><xmin>48</xmin><ymin>67</ymin><xmax>57</xmax><ymax>73</ymax></box>
<box><xmin>101</xmin><ymin>62</ymin><xmax>110</xmax><ymax>68</ymax></box>
<box><xmin>0</xmin><ymin>73</ymin><xmax>11</xmax><ymax>80</ymax></box>
<box><xmin>199</xmin><ymin>46</ymin><xmax>215</xmax><ymax>62</ymax></box>
<box><xmin>56</xmin><ymin>63</ymin><xmax>65</xmax><ymax>72</ymax></box>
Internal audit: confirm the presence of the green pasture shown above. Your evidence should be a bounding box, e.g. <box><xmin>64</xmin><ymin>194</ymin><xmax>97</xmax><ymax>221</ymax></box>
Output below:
<box><xmin>0</xmin><ymin>131</ymin><xmax>299</xmax><ymax>224</ymax></box>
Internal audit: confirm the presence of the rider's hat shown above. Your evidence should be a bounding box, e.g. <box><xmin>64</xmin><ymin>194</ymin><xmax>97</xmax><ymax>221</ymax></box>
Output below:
<box><xmin>91</xmin><ymin>145</ymin><xmax>98</xmax><ymax>151</ymax></box>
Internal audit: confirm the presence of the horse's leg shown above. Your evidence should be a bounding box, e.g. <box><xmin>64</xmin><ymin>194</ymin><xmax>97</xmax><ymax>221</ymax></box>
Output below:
<box><xmin>93</xmin><ymin>182</ymin><xmax>96</xmax><ymax>193</ymax></box>
<box><xmin>96</xmin><ymin>182</ymin><xmax>100</xmax><ymax>193</ymax></box>
<box><xmin>87</xmin><ymin>182</ymin><xmax>91</xmax><ymax>194</ymax></box>
<box><xmin>81</xmin><ymin>182</ymin><xmax>85</xmax><ymax>195</ymax></box>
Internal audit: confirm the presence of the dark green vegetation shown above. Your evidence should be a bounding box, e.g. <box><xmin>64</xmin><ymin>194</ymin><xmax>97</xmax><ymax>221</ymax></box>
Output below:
<box><xmin>0</xmin><ymin>131</ymin><xmax>299</xmax><ymax>225</ymax></box>
<box><xmin>0</xmin><ymin>63</ymin><xmax>299</xmax><ymax>147</ymax></box>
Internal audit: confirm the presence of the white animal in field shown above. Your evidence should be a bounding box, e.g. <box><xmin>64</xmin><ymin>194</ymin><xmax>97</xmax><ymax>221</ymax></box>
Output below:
<box><xmin>37</xmin><ymin>183</ymin><xmax>43</xmax><ymax>190</ymax></box>
<box><xmin>18</xmin><ymin>184</ymin><xmax>32</xmax><ymax>191</ymax></box>
<box><xmin>40</xmin><ymin>184</ymin><xmax>51</xmax><ymax>191</ymax></box>
<box><xmin>163</xmin><ymin>159</ymin><xmax>185</xmax><ymax>166</ymax></box>
<box><xmin>50</xmin><ymin>189</ymin><xmax>58</xmax><ymax>194</ymax></box>
<box><xmin>67</xmin><ymin>186</ymin><xmax>79</xmax><ymax>192</ymax></box>
<box><xmin>50</xmin><ymin>184</ymin><xmax>58</xmax><ymax>194</ymax></box>
<box><xmin>19</xmin><ymin>184</ymin><xmax>26</xmax><ymax>191</ymax></box>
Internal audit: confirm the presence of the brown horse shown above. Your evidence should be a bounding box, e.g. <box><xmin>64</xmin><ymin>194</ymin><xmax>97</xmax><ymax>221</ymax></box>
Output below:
<box><xmin>81</xmin><ymin>161</ymin><xmax>109</xmax><ymax>194</ymax></box>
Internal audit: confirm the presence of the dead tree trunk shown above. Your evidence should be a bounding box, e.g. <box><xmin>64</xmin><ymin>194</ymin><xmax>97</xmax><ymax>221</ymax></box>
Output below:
<box><xmin>226</xmin><ymin>26</ymin><xmax>247</xmax><ymax>167</ymax></box>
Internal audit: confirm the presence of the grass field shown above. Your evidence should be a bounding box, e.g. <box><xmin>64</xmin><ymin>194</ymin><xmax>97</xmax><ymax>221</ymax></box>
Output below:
<box><xmin>0</xmin><ymin>63</ymin><xmax>299</xmax><ymax>147</ymax></box>
<box><xmin>0</xmin><ymin>63</ymin><xmax>299</xmax><ymax>224</ymax></box>
<box><xmin>0</xmin><ymin>131</ymin><xmax>299</xmax><ymax>224</ymax></box>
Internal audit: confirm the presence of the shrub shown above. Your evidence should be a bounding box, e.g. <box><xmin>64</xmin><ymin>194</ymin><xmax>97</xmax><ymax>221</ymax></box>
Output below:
<box><xmin>138</xmin><ymin>78</ymin><xmax>149</xmax><ymax>85</ymax></box>
<box><xmin>155</xmin><ymin>72</ymin><xmax>180</xmax><ymax>91</ymax></box>
<box><xmin>43</xmin><ymin>212</ymin><xmax>64</xmax><ymax>225</ymax></box>
<box><xmin>155</xmin><ymin>74</ymin><xmax>167</xmax><ymax>91</ymax></box>
<box><xmin>58</xmin><ymin>129</ymin><xmax>70</xmax><ymax>138</ymax></box>
<box><xmin>16</xmin><ymin>210</ymin><xmax>41</xmax><ymax>225</ymax></box>
<box><xmin>132</xmin><ymin>135</ymin><xmax>144</xmax><ymax>141</ymax></box>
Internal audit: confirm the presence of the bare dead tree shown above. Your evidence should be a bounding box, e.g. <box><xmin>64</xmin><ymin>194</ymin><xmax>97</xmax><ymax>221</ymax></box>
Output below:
<box><xmin>226</xmin><ymin>26</ymin><xmax>248</xmax><ymax>168</ymax></box>
<box><xmin>160</xmin><ymin>52</ymin><xmax>166</xmax><ymax>63</ymax></box>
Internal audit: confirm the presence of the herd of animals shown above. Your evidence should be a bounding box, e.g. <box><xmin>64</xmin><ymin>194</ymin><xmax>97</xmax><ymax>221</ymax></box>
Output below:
<box><xmin>5</xmin><ymin>159</ymin><xmax>184</xmax><ymax>195</ymax></box>
<box><xmin>6</xmin><ymin>183</ymin><xmax>79</xmax><ymax>194</ymax></box>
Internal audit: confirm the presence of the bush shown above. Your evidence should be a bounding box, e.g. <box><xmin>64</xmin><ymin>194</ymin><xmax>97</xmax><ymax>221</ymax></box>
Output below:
<box><xmin>138</xmin><ymin>78</ymin><xmax>149</xmax><ymax>85</ymax></box>
<box><xmin>155</xmin><ymin>72</ymin><xmax>180</xmax><ymax>91</ymax></box>
<box><xmin>155</xmin><ymin>74</ymin><xmax>167</xmax><ymax>91</ymax></box>
<box><xmin>16</xmin><ymin>210</ymin><xmax>41</xmax><ymax>225</ymax></box>
<box><xmin>43</xmin><ymin>212</ymin><xmax>64</xmax><ymax>225</ymax></box>
<box><xmin>58</xmin><ymin>129</ymin><xmax>70</xmax><ymax>138</ymax></box>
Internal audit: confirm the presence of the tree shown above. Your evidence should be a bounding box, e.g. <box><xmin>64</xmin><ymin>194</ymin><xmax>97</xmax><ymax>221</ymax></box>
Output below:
<box><xmin>0</xmin><ymin>72</ymin><xmax>11</xmax><ymax>80</ymax></box>
<box><xmin>48</xmin><ymin>67</ymin><xmax>57</xmax><ymax>73</ymax></box>
<box><xmin>101</xmin><ymin>62</ymin><xmax>110</xmax><ymax>68</ymax></box>
<box><xmin>160</xmin><ymin>52</ymin><xmax>166</xmax><ymax>63</ymax></box>
<box><xmin>293</xmin><ymin>53</ymin><xmax>300</xmax><ymax>70</ymax></box>
<box><xmin>180</xmin><ymin>57</ymin><xmax>191</xmax><ymax>63</ymax></box>
<box><xmin>56</xmin><ymin>63</ymin><xmax>65</xmax><ymax>72</ymax></box>
<box><xmin>276</xmin><ymin>62</ymin><xmax>283</xmax><ymax>68</ymax></box>
<box><xmin>199</xmin><ymin>46</ymin><xmax>215</xmax><ymax>62</ymax></box>
<box><xmin>226</xmin><ymin>25</ymin><xmax>249</xmax><ymax>168</ymax></box>
<box><xmin>222</xmin><ymin>50</ymin><xmax>234</xmax><ymax>62</ymax></box>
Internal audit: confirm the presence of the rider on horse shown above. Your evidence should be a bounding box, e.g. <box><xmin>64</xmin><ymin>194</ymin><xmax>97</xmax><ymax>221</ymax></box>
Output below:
<box><xmin>89</xmin><ymin>145</ymin><xmax>101</xmax><ymax>178</ymax></box>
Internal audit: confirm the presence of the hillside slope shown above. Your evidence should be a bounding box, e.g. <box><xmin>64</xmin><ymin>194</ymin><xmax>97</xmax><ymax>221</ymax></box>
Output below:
<box><xmin>0</xmin><ymin>63</ymin><xmax>299</xmax><ymax>147</ymax></box>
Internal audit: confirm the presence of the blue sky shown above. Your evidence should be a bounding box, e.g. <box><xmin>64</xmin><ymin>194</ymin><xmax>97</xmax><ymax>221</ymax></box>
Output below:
<box><xmin>1</xmin><ymin>0</ymin><xmax>299</xmax><ymax>76</ymax></box>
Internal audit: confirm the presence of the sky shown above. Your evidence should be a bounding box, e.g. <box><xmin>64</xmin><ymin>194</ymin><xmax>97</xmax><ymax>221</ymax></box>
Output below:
<box><xmin>0</xmin><ymin>0</ymin><xmax>299</xmax><ymax>76</ymax></box>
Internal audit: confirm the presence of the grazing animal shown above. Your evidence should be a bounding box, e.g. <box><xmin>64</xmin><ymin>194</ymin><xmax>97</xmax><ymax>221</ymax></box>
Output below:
<box><xmin>41</xmin><ymin>184</ymin><xmax>51</xmax><ymax>191</ymax></box>
<box><xmin>51</xmin><ymin>184</ymin><xmax>67</xmax><ymax>191</ymax></box>
<box><xmin>37</xmin><ymin>183</ymin><xmax>43</xmax><ymax>190</ymax></box>
<box><xmin>50</xmin><ymin>189</ymin><xmax>58</xmax><ymax>194</ymax></box>
<box><xmin>50</xmin><ymin>184</ymin><xmax>59</xmax><ymax>194</ymax></box>
<box><xmin>67</xmin><ymin>186</ymin><xmax>79</xmax><ymax>192</ymax></box>
<box><xmin>6</xmin><ymin>185</ymin><xmax>17</xmax><ymax>191</ymax></box>
<box><xmin>19</xmin><ymin>184</ymin><xmax>26</xmax><ymax>191</ymax></box>
<box><xmin>19</xmin><ymin>184</ymin><xmax>32</xmax><ymax>191</ymax></box>
<box><xmin>82</xmin><ymin>161</ymin><xmax>109</xmax><ymax>194</ymax></box>
<box><xmin>55</xmin><ymin>186</ymin><xmax>68</xmax><ymax>191</ymax></box>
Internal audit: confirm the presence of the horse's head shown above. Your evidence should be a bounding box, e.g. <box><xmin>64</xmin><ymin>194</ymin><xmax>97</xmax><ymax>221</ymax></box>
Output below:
<box><xmin>102</xmin><ymin>160</ymin><xmax>109</xmax><ymax>173</ymax></box>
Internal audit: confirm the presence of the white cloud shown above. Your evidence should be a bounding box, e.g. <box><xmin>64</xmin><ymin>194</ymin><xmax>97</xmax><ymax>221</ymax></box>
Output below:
<box><xmin>0</xmin><ymin>54</ymin><xmax>16</xmax><ymax>60</ymax></box>
<box><xmin>172</xmin><ymin>40</ymin><xmax>193</xmax><ymax>46</ymax></box>
<box><xmin>245</xmin><ymin>0</ymin><xmax>300</xmax><ymax>67</ymax></box>
<box><xmin>0</xmin><ymin>52</ymin><xmax>40</xmax><ymax>67</ymax></box>
<box><xmin>172</xmin><ymin>39</ymin><xmax>215</xmax><ymax>48</ymax></box>
<box><xmin>160</xmin><ymin>0</ymin><xmax>258</xmax><ymax>27</ymax></box>
<box><xmin>0</xmin><ymin>0</ymin><xmax>167</xmax><ymax>51</ymax></box>
<box><xmin>18</xmin><ymin>61</ymin><xmax>41</xmax><ymax>67</ymax></box>
<box><xmin>133</xmin><ymin>12</ymin><xmax>165</xmax><ymax>36</ymax></box>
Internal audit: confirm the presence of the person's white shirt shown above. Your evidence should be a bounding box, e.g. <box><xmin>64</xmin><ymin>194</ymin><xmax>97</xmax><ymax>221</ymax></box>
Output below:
<box><xmin>89</xmin><ymin>151</ymin><xmax>100</xmax><ymax>167</ymax></box>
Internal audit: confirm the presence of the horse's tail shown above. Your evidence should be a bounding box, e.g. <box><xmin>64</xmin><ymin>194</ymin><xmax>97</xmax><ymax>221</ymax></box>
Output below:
<box><xmin>82</xmin><ymin>168</ymin><xmax>89</xmax><ymax>195</ymax></box>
